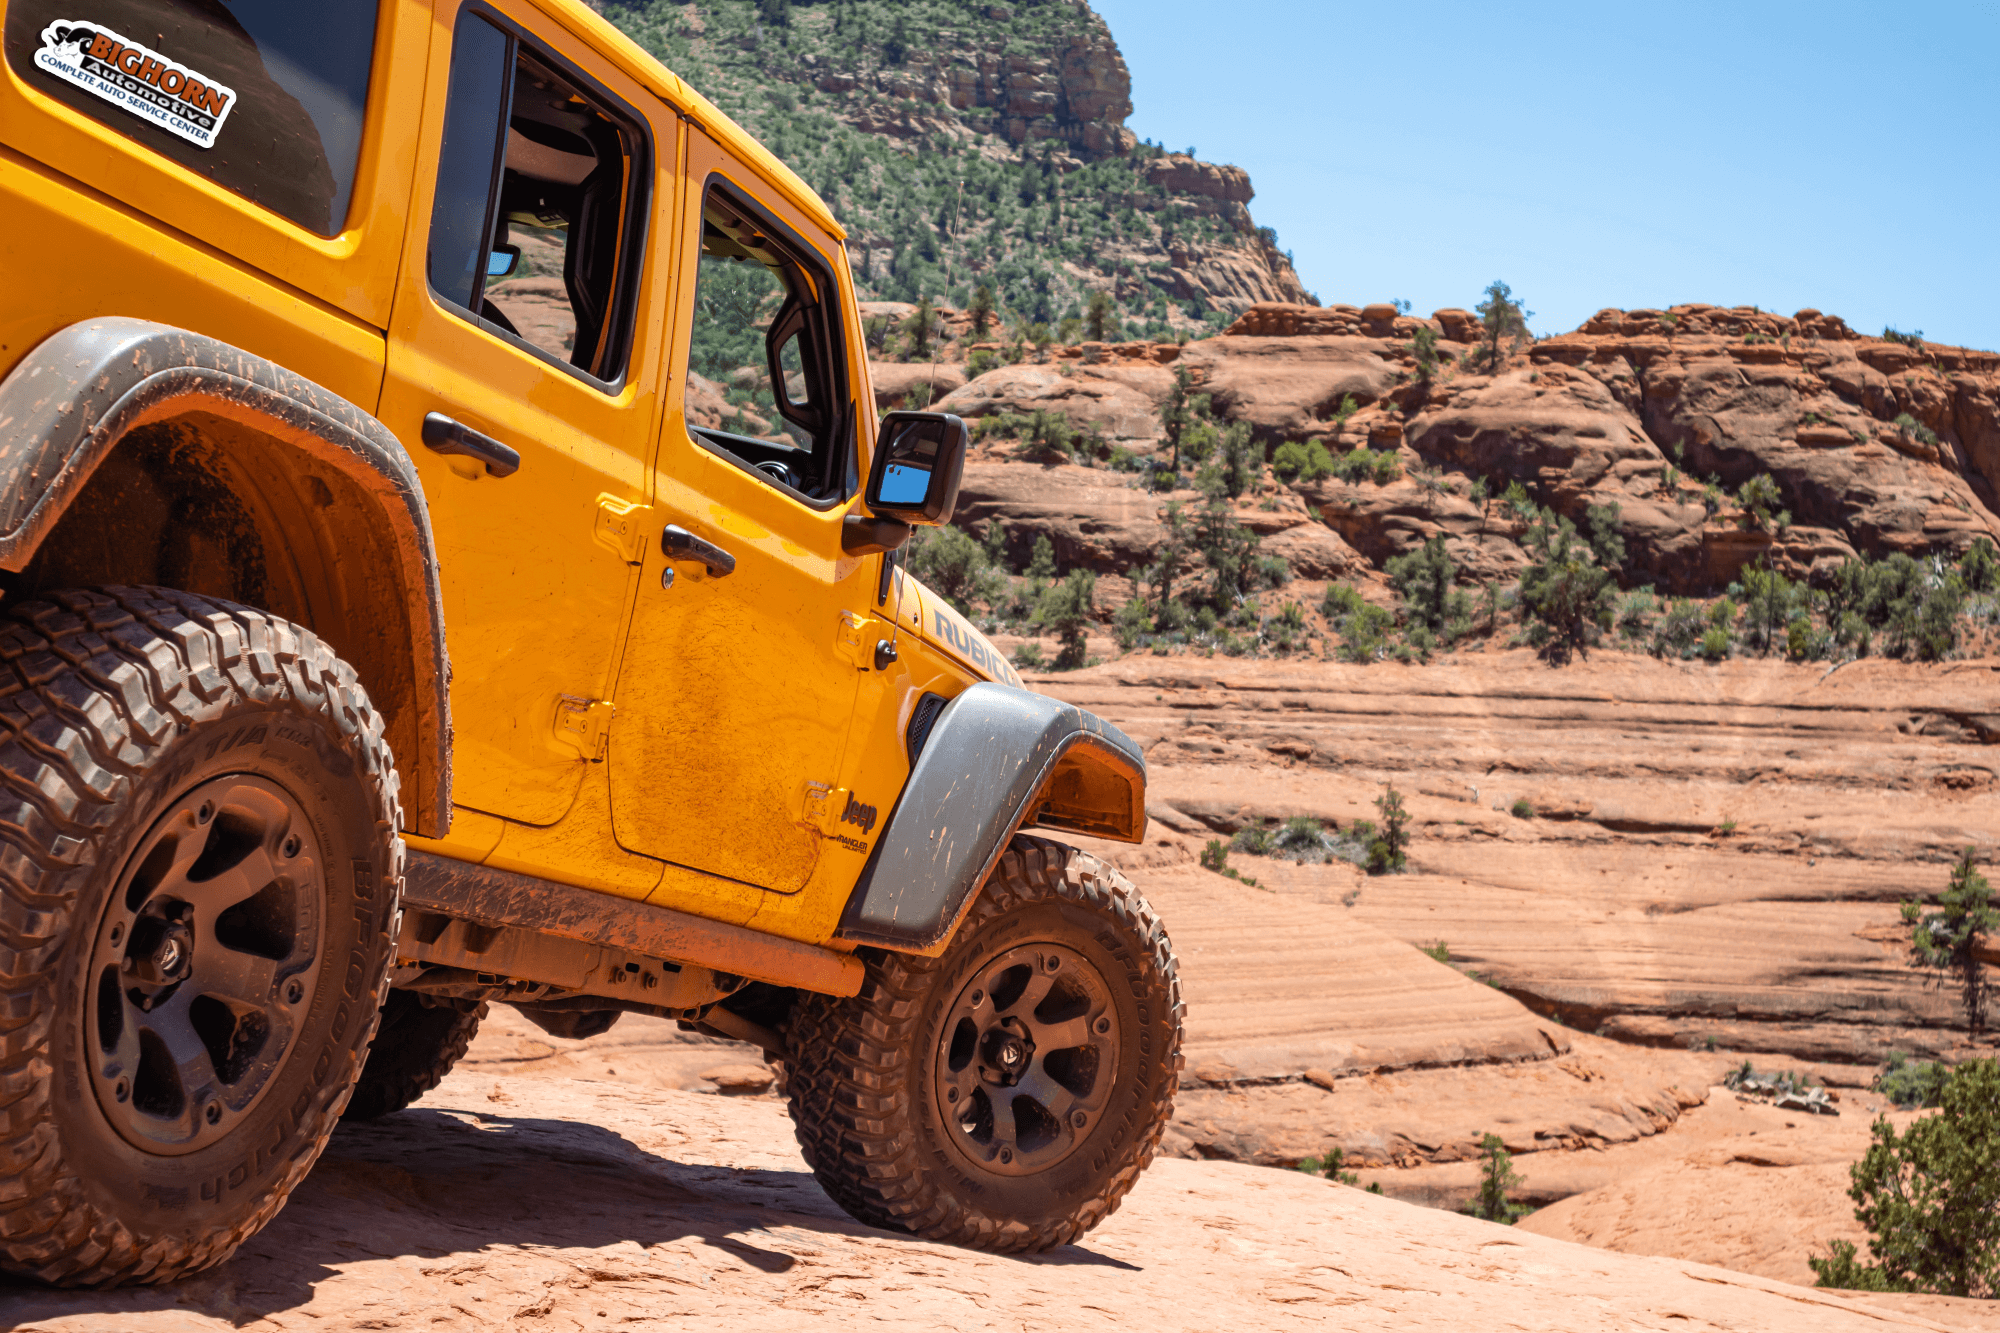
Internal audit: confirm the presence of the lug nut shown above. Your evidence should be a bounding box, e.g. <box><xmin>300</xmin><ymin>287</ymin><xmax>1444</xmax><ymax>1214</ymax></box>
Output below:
<box><xmin>1043</xmin><ymin>954</ymin><xmax>1061</xmax><ymax>973</ymax></box>
<box><xmin>282</xmin><ymin>835</ymin><xmax>301</xmax><ymax>858</ymax></box>
<box><xmin>285</xmin><ymin>979</ymin><xmax>304</xmax><ymax>1004</ymax></box>
<box><xmin>114</xmin><ymin>1078</ymin><xmax>129</xmax><ymax>1103</ymax></box>
<box><xmin>1072</xmin><ymin>1111</ymin><xmax>1088</xmax><ymax>1128</ymax></box>
<box><xmin>999</xmin><ymin>1148</ymin><xmax>1013</xmax><ymax>1164</ymax></box>
<box><xmin>109</xmin><ymin>923</ymin><xmax>123</xmax><ymax>946</ymax></box>
<box><xmin>197</xmin><ymin>802</ymin><xmax>214</xmax><ymax>824</ymax></box>
<box><xmin>946</xmin><ymin>1087</ymin><xmax>958</xmax><ymax>1103</ymax></box>
<box><xmin>204</xmin><ymin>1103</ymin><xmax>221</xmax><ymax>1125</ymax></box>
<box><xmin>969</xmin><ymin>989</ymin><xmax>983</xmax><ymax>1006</ymax></box>
<box><xmin>1094</xmin><ymin>1017</ymin><xmax>1112</xmax><ymax>1035</ymax></box>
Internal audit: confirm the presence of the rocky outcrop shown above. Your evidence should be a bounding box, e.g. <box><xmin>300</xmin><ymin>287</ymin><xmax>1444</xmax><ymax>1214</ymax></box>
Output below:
<box><xmin>928</xmin><ymin>301</ymin><xmax>2000</xmax><ymax>596</ymax></box>
<box><xmin>15</xmin><ymin>1066</ymin><xmax>1971</xmax><ymax>1331</ymax></box>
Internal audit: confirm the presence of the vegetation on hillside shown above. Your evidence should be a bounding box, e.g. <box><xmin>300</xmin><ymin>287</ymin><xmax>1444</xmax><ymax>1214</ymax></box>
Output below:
<box><xmin>605</xmin><ymin>0</ymin><xmax>1294</xmax><ymax>334</ymax></box>
<box><xmin>1812</xmin><ymin>1059</ymin><xmax>2000</xmax><ymax>1298</ymax></box>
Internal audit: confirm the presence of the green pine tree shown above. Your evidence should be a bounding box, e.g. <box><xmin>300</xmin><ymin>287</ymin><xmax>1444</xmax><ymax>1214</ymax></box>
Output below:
<box><xmin>1903</xmin><ymin>848</ymin><xmax>1996</xmax><ymax>1036</ymax></box>
<box><xmin>1811</xmin><ymin>1059</ymin><xmax>2000</xmax><ymax>1297</ymax></box>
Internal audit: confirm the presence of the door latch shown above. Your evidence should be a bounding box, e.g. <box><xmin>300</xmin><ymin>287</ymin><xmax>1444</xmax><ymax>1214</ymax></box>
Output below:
<box><xmin>553</xmin><ymin>695</ymin><xmax>615</xmax><ymax>761</ymax></box>
<box><xmin>593</xmin><ymin>496</ymin><xmax>651</xmax><ymax>564</ymax></box>
<box><xmin>836</xmin><ymin>610</ymin><xmax>890</xmax><ymax>669</ymax></box>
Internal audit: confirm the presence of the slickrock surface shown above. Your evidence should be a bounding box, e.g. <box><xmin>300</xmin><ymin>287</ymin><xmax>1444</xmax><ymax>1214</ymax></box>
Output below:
<box><xmin>8</xmin><ymin>1072</ymin><xmax>1990</xmax><ymax>1333</ymax></box>
<box><xmin>1039</xmin><ymin>651</ymin><xmax>2000</xmax><ymax>1066</ymax></box>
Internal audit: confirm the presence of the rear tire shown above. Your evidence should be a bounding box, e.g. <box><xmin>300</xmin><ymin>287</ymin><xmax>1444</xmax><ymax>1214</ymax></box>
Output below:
<box><xmin>0</xmin><ymin>588</ymin><xmax>401</xmax><ymax>1286</ymax></box>
<box><xmin>784</xmin><ymin>836</ymin><xmax>1182</xmax><ymax>1253</ymax></box>
<box><xmin>342</xmin><ymin>990</ymin><xmax>485</xmax><ymax>1120</ymax></box>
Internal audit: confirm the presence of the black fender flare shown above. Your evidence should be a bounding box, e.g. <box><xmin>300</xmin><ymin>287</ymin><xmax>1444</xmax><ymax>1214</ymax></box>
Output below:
<box><xmin>836</xmin><ymin>682</ymin><xmax>1147</xmax><ymax>952</ymax></box>
<box><xmin>0</xmin><ymin>318</ymin><xmax>451</xmax><ymax>834</ymax></box>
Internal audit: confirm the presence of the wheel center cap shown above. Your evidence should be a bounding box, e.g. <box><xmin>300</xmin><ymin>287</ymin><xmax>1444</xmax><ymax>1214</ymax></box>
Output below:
<box><xmin>155</xmin><ymin>933</ymin><xmax>188</xmax><ymax>978</ymax></box>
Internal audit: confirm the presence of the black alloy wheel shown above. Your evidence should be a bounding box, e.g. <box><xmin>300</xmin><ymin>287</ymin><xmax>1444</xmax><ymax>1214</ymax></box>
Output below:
<box><xmin>933</xmin><ymin>941</ymin><xmax>1119</xmax><ymax>1176</ymax></box>
<box><xmin>87</xmin><ymin>775</ymin><xmax>325</xmax><ymax>1154</ymax></box>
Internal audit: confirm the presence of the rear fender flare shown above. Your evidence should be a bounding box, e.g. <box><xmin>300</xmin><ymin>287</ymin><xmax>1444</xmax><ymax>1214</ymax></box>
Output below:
<box><xmin>836</xmin><ymin>682</ymin><xmax>1146</xmax><ymax>952</ymax></box>
<box><xmin>0</xmin><ymin>318</ymin><xmax>450</xmax><ymax>834</ymax></box>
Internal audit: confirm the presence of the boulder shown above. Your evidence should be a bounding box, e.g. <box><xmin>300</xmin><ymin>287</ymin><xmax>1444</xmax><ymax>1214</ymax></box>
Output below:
<box><xmin>866</xmin><ymin>359</ymin><xmax>968</xmax><ymax>411</ymax></box>
<box><xmin>934</xmin><ymin>361</ymin><xmax>1174</xmax><ymax>441</ymax></box>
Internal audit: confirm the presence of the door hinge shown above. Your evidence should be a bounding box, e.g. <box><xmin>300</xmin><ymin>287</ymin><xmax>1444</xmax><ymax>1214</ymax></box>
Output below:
<box><xmin>593</xmin><ymin>495</ymin><xmax>651</xmax><ymax>564</ymax></box>
<box><xmin>554</xmin><ymin>695</ymin><xmax>616</xmax><ymax>761</ymax></box>
<box><xmin>836</xmin><ymin>609</ymin><xmax>889</xmax><ymax>669</ymax></box>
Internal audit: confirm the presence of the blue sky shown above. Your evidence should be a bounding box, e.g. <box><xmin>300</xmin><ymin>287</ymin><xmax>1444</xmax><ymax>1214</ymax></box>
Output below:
<box><xmin>1093</xmin><ymin>0</ymin><xmax>1999</xmax><ymax>350</ymax></box>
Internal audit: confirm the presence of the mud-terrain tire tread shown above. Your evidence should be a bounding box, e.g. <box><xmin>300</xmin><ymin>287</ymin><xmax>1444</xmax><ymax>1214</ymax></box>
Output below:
<box><xmin>343</xmin><ymin>993</ymin><xmax>486</xmax><ymax>1121</ymax></box>
<box><xmin>783</xmin><ymin>836</ymin><xmax>1183</xmax><ymax>1253</ymax></box>
<box><xmin>0</xmin><ymin>586</ymin><xmax>402</xmax><ymax>1286</ymax></box>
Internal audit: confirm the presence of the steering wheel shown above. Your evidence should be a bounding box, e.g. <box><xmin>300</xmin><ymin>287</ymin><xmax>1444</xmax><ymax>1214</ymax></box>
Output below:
<box><xmin>756</xmin><ymin>459</ymin><xmax>800</xmax><ymax>489</ymax></box>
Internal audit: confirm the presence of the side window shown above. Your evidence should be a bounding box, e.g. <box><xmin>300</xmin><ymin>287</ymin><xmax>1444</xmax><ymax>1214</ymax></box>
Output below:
<box><xmin>6</xmin><ymin>0</ymin><xmax>380</xmax><ymax>235</ymax></box>
<box><xmin>425</xmin><ymin>8</ymin><xmax>648</xmax><ymax>385</ymax></box>
<box><xmin>685</xmin><ymin>187</ymin><xmax>853</xmax><ymax>504</ymax></box>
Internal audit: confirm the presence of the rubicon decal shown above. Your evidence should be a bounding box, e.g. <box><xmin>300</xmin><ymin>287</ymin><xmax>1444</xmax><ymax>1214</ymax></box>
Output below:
<box><xmin>34</xmin><ymin>21</ymin><xmax>238</xmax><ymax>148</ymax></box>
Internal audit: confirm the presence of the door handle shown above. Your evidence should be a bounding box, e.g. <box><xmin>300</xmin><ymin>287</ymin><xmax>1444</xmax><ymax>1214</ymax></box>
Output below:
<box><xmin>660</xmin><ymin>524</ymin><xmax>736</xmax><ymax>577</ymax></box>
<box><xmin>422</xmin><ymin>412</ymin><xmax>521</xmax><ymax>478</ymax></box>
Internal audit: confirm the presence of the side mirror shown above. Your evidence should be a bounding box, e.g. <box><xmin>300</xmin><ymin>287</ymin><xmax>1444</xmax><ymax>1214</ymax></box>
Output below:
<box><xmin>864</xmin><ymin>411</ymin><xmax>968</xmax><ymax>526</ymax></box>
<box><xmin>487</xmin><ymin>244</ymin><xmax>521</xmax><ymax>278</ymax></box>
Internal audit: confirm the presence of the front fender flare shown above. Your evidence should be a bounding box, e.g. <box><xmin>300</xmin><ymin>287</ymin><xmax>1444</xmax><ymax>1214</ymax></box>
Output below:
<box><xmin>836</xmin><ymin>682</ymin><xmax>1146</xmax><ymax>952</ymax></box>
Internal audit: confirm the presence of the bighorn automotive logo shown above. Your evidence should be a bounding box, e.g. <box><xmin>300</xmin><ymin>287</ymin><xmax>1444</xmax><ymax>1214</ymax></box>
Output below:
<box><xmin>34</xmin><ymin>21</ymin><xmax>237</xmax><ymax>149</ymax></box>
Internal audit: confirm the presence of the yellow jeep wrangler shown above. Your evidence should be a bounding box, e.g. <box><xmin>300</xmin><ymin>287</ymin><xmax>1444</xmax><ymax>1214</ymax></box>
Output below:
<box><xmin>0</xmin><ymin>0</ymin><xmax>1181</xmax><ymax>1285</ymax></box>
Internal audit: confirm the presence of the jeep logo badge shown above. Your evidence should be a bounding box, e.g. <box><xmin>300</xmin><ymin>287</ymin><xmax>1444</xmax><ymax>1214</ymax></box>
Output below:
<box><xmin>840</xmin><ymin>792</ymin><xmax>878</xmax><ymax>834</ymax></box>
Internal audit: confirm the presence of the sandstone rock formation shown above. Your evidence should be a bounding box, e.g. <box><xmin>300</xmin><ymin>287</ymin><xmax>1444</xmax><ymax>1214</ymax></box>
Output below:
<box><xmin>1037</xmin><ymin>652</ymin><xmax>2000</xmax><ymax>1068</ymax></box>
<box><xmin>12</xmin><ymin>1068</ymin><xmax>1989</xmax><ymax>1332</ymax></box>
<box><xmin>922</xmin><ymin>302</ymin><xmax>2000</xmax><ymax>598</ymax></box>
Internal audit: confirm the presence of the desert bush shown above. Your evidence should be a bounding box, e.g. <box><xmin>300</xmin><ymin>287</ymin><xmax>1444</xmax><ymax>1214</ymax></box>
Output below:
<box><xmin>1875</xmin><ymin>1054</ymin><xmax>1953</xmax><ymax>1111</ymax></box>
<box><xmin>1883</xmin><ymin>327</ymin><xmax>1925</xmax><ymax>349</ymax></box>
<box><xmin>1650</xmin><ymin>598</ymin><xmax>1707</xmax><ymax>658</ymax></box>
<box><xmin>1510</xmin><ymin>799</ymin><xmax>1534</xmax><ymax>820</ymax></box>
<box><xmin>1961</xmin><ymin>538</ymin><xmax>1997</xmax><ymax>594</ymax></box>
<box><xmin>1517</xmin><ymin>514</ymin><xmax>1616</xmax><ymax>663</ymax></box>
<box><xmin>966</xmin><ymin>347</ymin><xmax>1003</xmax><ymax>378</ymax></box>
<box><xmin>1409</xmin><ymin>324</ymin><xmax>1440</xmax><ymax>382</ymax></box>
<box><xmin>1011</xmin><ymin>641</ymin><xmax>1044</xmax><ymax>669</ymax></box>
<box><xmin>1739</xmin><ymin>564</ymin><xmax>1807</xmax><ymax>656</ymax></box>
<box><xmin>1830</xmin><ymin>553</ymin><xmax>1966</xmax><ymax>661</ymax></box>
<box><xmin>1474</xmin><ymin>279</ymin><xmax>1533</xmax><ymax>369</ymax></box>
<box><xmin>1324</xmin><ymin>583</ymin><xmax>1394</xmax><ymax>663</ymax></box>
<box><xmin>1811</xmin><ymin>1058</ymin><xmax>2000</xmax><ymax>1298</ymax></box>
<box><xmin>1466</xmin><ymin>1133</ymin><xmax>1529</xmax><ymax>1224</ymax></box>
<box><xmin>905</xmin><ymin>523</ymin><xmax>1006</xmax><ymax>611</ymax></box>
<box><xmin>1331</xmin><ymin>446</ymin><xmax>1401</xmax><ymax>486</ymax></box>
<box><xmin>1272</xmin><ymin>438</ymin><xmax>1337</xmax><ymax>484</ymax></box>
<box><xmin>1023</xmin><ymin>534</ymin><xmax>1058</xmax><ymax>583</ymax></box>
<box><xmin>1387</xmin><ymin>536</ymin><xmax>1471</xmax><ymax>639</ymax></box>
<box><xmin>1902</xmin><ymin>847</ymin><xmax>1995</xmax><ymax>1036</ymax></box>
<box><xmin>1032</xmin><ymin>569</ymin><xmax>1096</xmax><ymax>669</ymax></box>
<box><xmin>1737</xmin><ymin>473</ymin><xmax>1790</xmax><ymax>531</ymax></box>
<box><xmin>1893</xmin><ymin>412</ymin><xmax>1941</xmax><ymax>449</ymax></box>
<box><xmin>1421</xmin><ymin>941</ymin><xmax>1451</xmax><ymax>963</ymax></box>
<box><xmin>1370</xmin><ymin>784</ymin><xmax>1409</xmax><ymax>873</ymax></box>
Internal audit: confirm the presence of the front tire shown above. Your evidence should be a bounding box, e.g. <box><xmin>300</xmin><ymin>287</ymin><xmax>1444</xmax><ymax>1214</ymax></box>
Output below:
<box><xmin>0</xmin><ymin>588</ymin><xmax>401</xmax><ymax>1286</ymax></box>
<box><xmin>784</xmin><ymin>836</ymin><xmax>1183</xmax><ymax>1253</ymax></box>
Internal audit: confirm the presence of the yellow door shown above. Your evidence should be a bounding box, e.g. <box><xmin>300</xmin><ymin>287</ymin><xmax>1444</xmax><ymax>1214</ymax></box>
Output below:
<box><xmin>381</xmin><ymin>0</ymin><xmax>669</xmax><ymax>826</ymax></box>
<box><xmin>609</xmin><ymin>134</ymin><xmax>876</xmax><ymax>894</ymax></box>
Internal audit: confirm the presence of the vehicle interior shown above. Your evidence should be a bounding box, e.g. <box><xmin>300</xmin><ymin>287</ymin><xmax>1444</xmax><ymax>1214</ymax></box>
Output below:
<box><xmin>684</xmin><ymin>188</ymin><xmax>853</xmax><ymax>504</ymax></box>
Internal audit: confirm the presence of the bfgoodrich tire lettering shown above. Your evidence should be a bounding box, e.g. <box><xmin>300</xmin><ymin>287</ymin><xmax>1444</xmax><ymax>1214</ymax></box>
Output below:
<box><xmin>0</xmin><ymin>588</ymin><xmax>401</xmax><ymax>1287</ymax></box>
<box><xmin>784</xmin><ymin>836</ymin><xmax>1183</xmax><ymax>1252</ymax></box>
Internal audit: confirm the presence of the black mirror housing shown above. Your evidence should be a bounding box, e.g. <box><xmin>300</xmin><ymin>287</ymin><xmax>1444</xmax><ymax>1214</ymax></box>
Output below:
<box><xmin>864</xmin><ymin>411</ymin><xmax>968</xmax><ymax>525</ymax></box>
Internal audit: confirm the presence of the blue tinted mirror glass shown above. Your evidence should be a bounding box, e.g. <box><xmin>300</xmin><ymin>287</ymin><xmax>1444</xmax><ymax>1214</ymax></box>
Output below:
<box><xmin>487</xmin><ymin>248</ymin><xmax>518</xmax><ymax>277</ymax></box>
<box><xmin>878</xmin><ymin>461</ymin><xmax>932</xmax><ymax>505</ymax></box>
